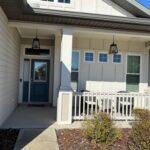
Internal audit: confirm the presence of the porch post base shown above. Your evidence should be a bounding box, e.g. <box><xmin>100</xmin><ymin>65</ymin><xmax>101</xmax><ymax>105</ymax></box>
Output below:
<box><xmin>57</xmin><ymin>90</ymin><xmax>73</xmax><ymax>125</ymax></box>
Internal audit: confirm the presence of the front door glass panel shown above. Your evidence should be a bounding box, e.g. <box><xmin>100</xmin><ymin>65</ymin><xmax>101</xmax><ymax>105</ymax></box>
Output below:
<box><xmin>34</xmin><ymin>62</ymin><xmax>47</xmax><ymax>82</ymax></box>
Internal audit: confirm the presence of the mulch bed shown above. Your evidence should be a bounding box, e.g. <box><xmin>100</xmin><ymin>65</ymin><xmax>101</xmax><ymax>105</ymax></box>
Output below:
<box><xmin>0</xmin><ymin>129</ymin><xmax>20</xmax><ymax>150</ymax></box>
<box><xmin>57</xmin><ymin>129</ymin><xmax>131</xmax><ymax>150</ymax></box>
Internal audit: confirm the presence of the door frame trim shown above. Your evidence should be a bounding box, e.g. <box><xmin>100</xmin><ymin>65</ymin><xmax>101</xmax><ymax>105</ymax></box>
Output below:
<box><xmin>30</xmin><ymin>59</ymin><xmax>50</xmax><ymax>103</ymax></box>
<box><xmin>19</xmin><ymin>45</ymin><xmax>53</xmax><ymax>104</ymax></box>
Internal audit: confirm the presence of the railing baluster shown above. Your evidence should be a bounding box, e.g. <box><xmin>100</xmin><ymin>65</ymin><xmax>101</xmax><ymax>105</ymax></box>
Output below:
<box><xmin>87</xmin><ymin>93</ymin><xmax>89</xmax><ymax>117</ymax></box>
<box><xmin>72</xmin><ymin>92</ymin><xmax>150</xmax><ymax>121</ymax></box>
<box><xmin>79</xmin><ymin>95</ymin><xmax>81</xmax><ymax>119</ymax></box>
<box><xmin>83</xmin><ymin>94</ymin><xmax>85</xmax><ymax>117</ymax></box>
<box><xmin>106</xmin><ymin>93</ymin><xmax>109</xmax><ymax>114</ymax></box>
<box><xmin>126</xmin><ymin>96</ymin><xmax>128</xmax><ymax>121</ymax></box>
<box><xmin>96</xmin><ymin>93</ymin><xmax>98</xmax><ymax>114</ymax></box>
<box><xmin>98</xmin><ymin>92</ymin><xmax>101</xmax><ymax>113</ymax></box>
<box><xmin>91</xmin><ymin>93</ymin><xmax>93</xmax><ymax>114</ymax></box>
<box><xmin>118</xmin><ymin>95</ymin><xmax>121</xmax><ymax>118</ymax></box>
<box><xmin>74</xmin><ymin>94</ymin><xmax>77</xmax><ymax>119</ymax></box>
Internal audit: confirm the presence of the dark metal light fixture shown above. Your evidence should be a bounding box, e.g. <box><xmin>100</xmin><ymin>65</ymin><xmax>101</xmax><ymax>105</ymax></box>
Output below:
<box><xmin>109</xmin><ymin>35</ymin><xmax>118</xmax><ymax>54</ymax></box>
<box><xmin>32</xmin><ymin>30</ymin><xmax>40</xmax><ymax>49</ymax></box>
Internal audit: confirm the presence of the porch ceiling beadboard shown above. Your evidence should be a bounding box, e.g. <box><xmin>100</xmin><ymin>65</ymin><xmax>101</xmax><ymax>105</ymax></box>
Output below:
<box><xmin>1</xmin><ymin>1</ymin><xmax>150</xmax><ymax>33</ymax></box>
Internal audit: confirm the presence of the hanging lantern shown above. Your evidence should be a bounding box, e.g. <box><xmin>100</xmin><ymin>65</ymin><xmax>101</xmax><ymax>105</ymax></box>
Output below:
<box><xmin>32</xmin><ymin>30</ymin><xmax>40</xmax><ymax>49</ymax></box>
<box><xmin>109</xmin><ymin>35</ymin><xmax>118</xmax><ymax>54</ymax></box>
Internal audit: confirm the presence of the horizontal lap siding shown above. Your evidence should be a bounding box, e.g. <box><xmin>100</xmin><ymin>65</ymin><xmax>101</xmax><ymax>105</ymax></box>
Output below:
<box><xmin>0</xmin><ymin>7</ymin><xmax>20</xmax><ymax>126</ymax></box>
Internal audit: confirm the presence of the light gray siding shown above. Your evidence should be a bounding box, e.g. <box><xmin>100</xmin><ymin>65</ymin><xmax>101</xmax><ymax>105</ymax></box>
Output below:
<box><xmin>0</xmin><ymin>7</ymin><xmax>20</xmax><ymax>126</ymax></box>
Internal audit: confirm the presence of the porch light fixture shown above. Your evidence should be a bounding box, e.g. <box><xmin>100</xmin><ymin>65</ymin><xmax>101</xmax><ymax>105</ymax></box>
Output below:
<box><xmin>109</xmin><ymin>35</ymin><xmax>118</xmax><ymax>54</ymax></box>
<box><xmin>32</xmin><ymin>30</ymin><xmax>40</xmax><ymax>49</ymax></box>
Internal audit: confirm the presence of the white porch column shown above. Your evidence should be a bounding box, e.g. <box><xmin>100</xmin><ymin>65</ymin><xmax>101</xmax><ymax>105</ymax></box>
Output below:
<box><xmin>57</xmin><ymin>28</ymin><xmax>73</xmax><ymax>124</ymax></box>
<box><xmin>60</xmin><ymin>28</ymin><xmax>73</xmax><ymax>90</ymax></box>
<box><xmin>53</xmin><ymin>33</ymin><xmax>61</xmax><ymax>107</ymax></box>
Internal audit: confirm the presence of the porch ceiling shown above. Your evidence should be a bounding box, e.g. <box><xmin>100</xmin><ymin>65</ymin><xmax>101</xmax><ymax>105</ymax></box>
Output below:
<box><xmin>17</xmin><ymin>28</ymin><xmax>55</xmax><ymax>39</ymax></box>
<box><xmin>74</xmin><ymin>31</ymin><xmax>150</xmax><ymax>42</ymax></box>
<box><xmin>17</xmin><ymin>26</ymin><xmax>150</xmax><ymax>42</ymax></box>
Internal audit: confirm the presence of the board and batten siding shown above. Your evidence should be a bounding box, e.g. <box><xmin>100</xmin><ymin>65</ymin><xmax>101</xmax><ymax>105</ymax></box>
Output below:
<box><xmin>28</xmin><ymin>0</ymin><xmax>134</xmax><ymax>17</ymax></box>
<box><xmin>0</xmin><ymin>7</ymin><xmax>20</xmax><ymax>126</ymax></box>
<box><xmin>73</xmin><ymin>37</ymin><xmax>148</xmax><ymax>93</ymax></box>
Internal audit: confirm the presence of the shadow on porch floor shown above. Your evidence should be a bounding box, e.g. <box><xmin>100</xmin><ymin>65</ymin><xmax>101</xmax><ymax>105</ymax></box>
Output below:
<box><xmin>1</xmin><ymin>105</ymin><xmax>57</xmax><ymax>129</ymax></box>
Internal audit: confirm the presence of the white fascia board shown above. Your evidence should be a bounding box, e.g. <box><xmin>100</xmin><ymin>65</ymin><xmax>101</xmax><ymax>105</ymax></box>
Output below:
<box><xmin>8</xmin><ymin>21</ymin><xmax>150</xmax><ymax>39</ymax></box>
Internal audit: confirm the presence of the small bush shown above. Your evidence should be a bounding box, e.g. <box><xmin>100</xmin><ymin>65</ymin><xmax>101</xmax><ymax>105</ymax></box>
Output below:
<box><xmin>128</xmin><ymin>109</ymin><xmax>150</xmax><ymax>150</ymax></box>
<box><xmin>133</xmin><ymin>109</ymin><xmax>150</xmax><ymax>121</ymax></box>
<box><xmin>82</xmin><ymin>112</ymin><xmax>121</xmax><ymax>145</ymax></box>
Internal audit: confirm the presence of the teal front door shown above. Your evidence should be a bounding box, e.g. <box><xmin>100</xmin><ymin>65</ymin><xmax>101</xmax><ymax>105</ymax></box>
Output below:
<box><xmin>30</xmin><ymin>60</ymin><xmax>50</xmax><ymax>102</ymax></box>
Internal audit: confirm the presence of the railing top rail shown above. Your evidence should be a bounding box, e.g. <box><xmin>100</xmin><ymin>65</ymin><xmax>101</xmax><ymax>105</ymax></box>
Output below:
<box><xmin>73</xmin><ymin>92</ymin><xmax>150</xmax><ymax>96</ymax></box>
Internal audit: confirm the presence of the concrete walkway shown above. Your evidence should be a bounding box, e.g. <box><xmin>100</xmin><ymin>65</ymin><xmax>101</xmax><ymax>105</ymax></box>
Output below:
<box><xmin>14</xmin><ymin>128</ymin><xmax>59</xmax><ymax>150</ymax></box>
<box><xmin>1</xmin><ymin>105</ymin><xmax>132</xmax><ymax>150</ymax></box>
<box><xmin>1</xmin><ymin>105</ymin><xmax>56</xmax><ymax>129</ymax></box>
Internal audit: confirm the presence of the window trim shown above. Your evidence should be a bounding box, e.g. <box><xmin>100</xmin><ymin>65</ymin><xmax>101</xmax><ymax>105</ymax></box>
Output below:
<box><xmin>112</xmin><ymin>53</ymin><xmax>122</xmax><ymax>64</ymax></box>
<box><xmin>37</xmin><ymin>0</ymin><xmax>73</xmax><ymax>7</ymax></box>
<box><xmin>84</xmin><ymin>51</ymin><xmax>94</xmax><ymax>63</ymax></box>
<box><xmin>71</xmin><ymin>50</ymin><xmax>80</xmax><ymax>92</ymax></box>
<box><xmin>98</xmin><ymin>52</ymin><xmax>109</xmax><ymax>63</ymax></box>
<box><xmin>126</xmin><ymin>53</ymin><xmax>142</xmax><ymax>92</ymax></box>
<box><xmin>57</xmin><ymin>0</ymin><xmax>71</xmax><ymax>4</ymax></box>
<box><xmin>71</xmin><ymin>51</ymin><xmax>80</xmax><ymax>72</ymax></box>
<box><xmin>41</xmin><ymin>0</ymin><xmax>71</xmax><ymax>4</ymax></box>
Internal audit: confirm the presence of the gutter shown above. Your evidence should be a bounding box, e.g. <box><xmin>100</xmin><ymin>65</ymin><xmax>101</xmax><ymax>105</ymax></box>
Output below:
<box><xmin>30</xmin><ymin>7</ymin><xmax>150</xmax><ymax>26</ymax></box>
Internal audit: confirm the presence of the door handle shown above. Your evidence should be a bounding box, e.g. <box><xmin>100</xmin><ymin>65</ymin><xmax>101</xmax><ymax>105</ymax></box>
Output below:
<box><xmin>31</xmin><ymin>78</ymin><xmax>33</xmax><ymax>83</ymax></box>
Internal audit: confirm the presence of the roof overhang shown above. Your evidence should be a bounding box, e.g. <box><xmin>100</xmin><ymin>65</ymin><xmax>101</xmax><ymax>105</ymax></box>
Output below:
<box><xmin>112</xmin><ymin>0</ymin><xmax>150</xmax><ymax>18</ymax></box>
<box><xmin>1</xmin><ymin>0</ymin><xmax>150</xmax><ymax>34</ymax></box>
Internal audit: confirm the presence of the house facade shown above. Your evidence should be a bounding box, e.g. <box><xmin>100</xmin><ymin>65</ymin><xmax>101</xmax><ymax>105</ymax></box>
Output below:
<box><xmin>1</xmin><ymin>0</ymin><xmax>150</xmax><ymax>125</ymax></box>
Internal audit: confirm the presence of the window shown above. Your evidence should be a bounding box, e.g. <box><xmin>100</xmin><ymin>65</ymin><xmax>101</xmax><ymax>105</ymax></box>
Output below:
<box><xmin>71</xmin><ymin>52</ymin><xmax>79</xmax><ymax>91</ymax></box>
<box><xmin>85</xmin><ymin>52</ymin><xmax>94</xmax><ymax>62</ymax></box>
<box><xmin>126</xmin><ymin>55</ymin><xmax>140</xmax><ymax>92</ymax></box>
<box><xmin>34</xmin><ymin>62</ymin><xmax>47</xmax><ymax>82</ymax></box>
<box><xmin>99</xmin><ymin>53</ymin><xmax>108</xmax><ymax>62</ymax></box>
<box><xmin>25</xmin><ymin>48</ymin><xmax>50</xmax><ymax>56</ymax></box>
<box><xmin>113</xmin><ymin>54</ymin><xmax>121</xmax><ymax>63</ymax></box>
<box><xmin>42</xmin><ymin>0</ymin><xmax>54</xmax><ymax>1</ymax></box>
<box><xmin>58</xmin><ymin>0</ymin><xmax>70</xmax><ymax>3</ymax></box>
<box><xmin>42</xmin><ymin>0</ymin><xmax>71</xmax><ymax>3</ymax></box>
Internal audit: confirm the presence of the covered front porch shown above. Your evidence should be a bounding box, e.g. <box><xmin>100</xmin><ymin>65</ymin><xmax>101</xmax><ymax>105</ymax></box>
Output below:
<box><xmin>5</xmin><ymin>20</ymin><xmax>150</xmax><ymax>126</ymax></box>
<box><xmin>55</xmin><ymin>27</ymin><xmax>150</xmax><ymax>124</ymax></box>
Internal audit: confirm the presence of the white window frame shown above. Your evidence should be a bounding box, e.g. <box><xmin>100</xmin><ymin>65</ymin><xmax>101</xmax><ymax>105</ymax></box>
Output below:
<box><xmin>31</xmin><ymin>0</ymin><xmax>73</xmax><ymax>6</ymax></box>
<box><xmin>71</xmin><ymin>50</ymin><xmax>80</xmax><ymax>92</ymax></box>
<box><xmin>126</xmin><ymin>53</ymin><xmax>142</xmax><ymax>92</ymax></box>
<box><xmin>98</xmin><ymin>52</ymin><xmax>109</xmax><ymax>63</ymax></box>
<box><xmin>42</xmin><ymin>0</ymin><xmax>71</xmax><ymax>4</ymax></box>
<box><xmin>84</xmin><ymin>51</ymin><xmax>94</xmax><ymax>63</ymax></box>
<box><xmin>57</xmin><ymin>0</ymin><xmax>71</xmax><ymax>4</ymax></box>
<box><xmin>27</xmin><ymin>0</ymin><xmax>74</xmax><ymax>10</ymax></box>
<box><xmin>112</xmin><ymin>53</ymin><xmax>122</xmax><ymax>64</ymax></box>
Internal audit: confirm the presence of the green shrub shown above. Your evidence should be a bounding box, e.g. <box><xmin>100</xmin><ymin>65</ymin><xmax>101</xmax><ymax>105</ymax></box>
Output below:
<box><xmin>128</xmin><ymin>109</ymin><xmax>150</xmax><ymax>150</ymax></box>
<box><xmin>82</xmin><ymin>112</ymin><xmax>121</xmax><ymax>145</ymax></box>
<box><xmin>133</xmin><ymin>109</ymin><xmax>150</xmax><ymax>121</ymax></box>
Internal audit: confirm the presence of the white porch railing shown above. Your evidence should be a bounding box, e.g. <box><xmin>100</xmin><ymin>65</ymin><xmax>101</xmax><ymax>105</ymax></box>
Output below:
<box><xmin>72</xmin><ymin>92</ymin><xmax>150</xmax><ymax>121</ymax></box>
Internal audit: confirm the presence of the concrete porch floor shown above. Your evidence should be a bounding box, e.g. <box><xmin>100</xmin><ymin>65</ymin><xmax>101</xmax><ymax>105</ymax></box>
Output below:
<box><xmin>1</xmin><ymin>105</ymin><xmax>57</xmax><ymax>129</ymax></box>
